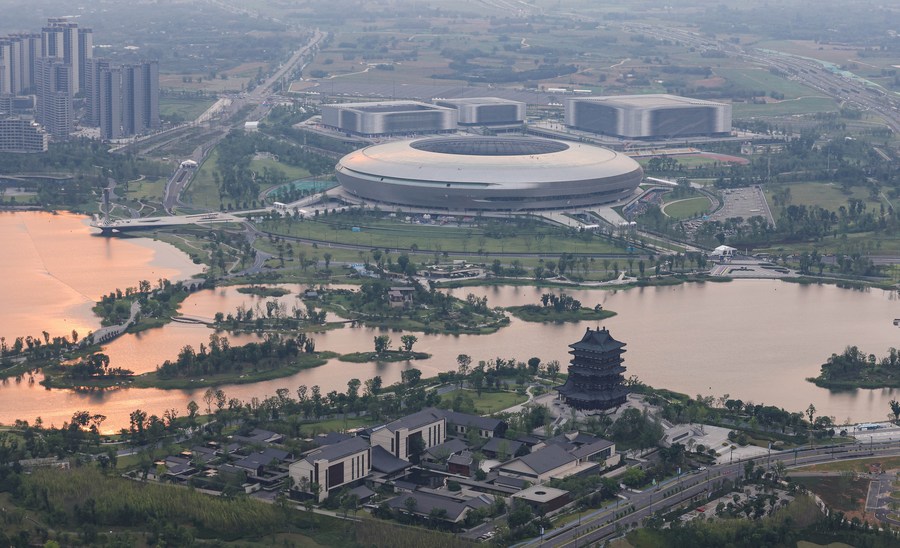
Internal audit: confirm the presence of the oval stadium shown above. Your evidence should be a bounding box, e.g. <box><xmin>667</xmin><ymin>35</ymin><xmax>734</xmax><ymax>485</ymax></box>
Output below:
<box><xmin>334</xmin><ymin>136</ymin><xmax>643</xmax><ymax>211</ymax></box>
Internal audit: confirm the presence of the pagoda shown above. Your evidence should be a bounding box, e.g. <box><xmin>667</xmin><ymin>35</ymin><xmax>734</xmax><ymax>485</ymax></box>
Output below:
<box><xmin>555</xmin><ymin>327</ymin><xmax>629</xmax><ymax>410</ymax></box>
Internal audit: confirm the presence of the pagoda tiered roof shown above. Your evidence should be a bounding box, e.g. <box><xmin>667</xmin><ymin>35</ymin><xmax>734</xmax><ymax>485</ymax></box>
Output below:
<box><xmin>556</xmin><ymin>327</ymin><xmax>629</xmax><ymax>411</ymax></box>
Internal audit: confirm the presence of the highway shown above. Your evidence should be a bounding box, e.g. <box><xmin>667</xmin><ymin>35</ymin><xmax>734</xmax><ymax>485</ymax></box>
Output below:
<box><xmin>527</xmin><ymin>441</ymin><xmax>900</xmax><ymax>547</ymax></box>
<box><xmin>625</xmin><ymin>23</ymin><xmax>900</xmax><ymax>136</ymax></box>
<box><xmin>159</xmin><ymin>29</ymin><xmax>326</xmax><ymax>215</ymax></box>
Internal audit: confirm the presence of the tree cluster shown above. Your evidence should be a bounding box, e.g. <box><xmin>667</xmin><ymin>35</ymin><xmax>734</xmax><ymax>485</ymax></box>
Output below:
<box><xmin>156</xmin><ymin>333</ymin><xmax>316</xmax><ymax>379</ymax></box>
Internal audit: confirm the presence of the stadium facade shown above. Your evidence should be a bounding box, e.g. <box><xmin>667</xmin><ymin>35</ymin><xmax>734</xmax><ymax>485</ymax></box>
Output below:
<box><xmin>435</xmin><ymin>97</ymin><xmax>526</xmax><ymax>125</ymax></box>
<box><xmin>565</xmin><ymin>94</ymin><xmax>731</xmax><ymax>139</ymax></box>
<box><xmin>321</xmin><ymin>101</ymin><xmax>457</xmax><ymax>137</ymax></box>
<box><xmin>335</xmin><ymin>136</ymin><xmax>643</xmax><ymax>211</ymax></box>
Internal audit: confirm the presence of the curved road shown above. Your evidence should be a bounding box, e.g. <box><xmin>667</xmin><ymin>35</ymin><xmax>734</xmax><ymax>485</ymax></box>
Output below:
<box><xmin>530</xmin><ymin>441</ymin><xmax>900</xmax><ymax>547</ymax></box>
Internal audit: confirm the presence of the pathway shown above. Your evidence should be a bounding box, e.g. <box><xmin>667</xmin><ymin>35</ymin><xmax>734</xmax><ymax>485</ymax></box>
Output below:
<box><xmin>89</xmin><ymin>301</ymin><xmax>141</xmax><ymax>344</ymax></box>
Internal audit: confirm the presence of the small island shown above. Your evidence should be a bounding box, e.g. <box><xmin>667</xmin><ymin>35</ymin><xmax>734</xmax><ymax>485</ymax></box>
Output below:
<box><xmin>235</xmin><ymin>285</ymin><xmax>292</xmax><ymax>298</ymax></box>
<box><xmin>506</xmin><ymin>292</ymin><xmax>617</xmax><ymax>323</ymax></box>
<box><xmin>339</xmin><ymin>334</ymin><xmax>431</xmax><ymax>363</ymax></box>
<box><xmin>807</xmin><ymin>345</ymin><xmax>900</xmax><ymax>389</ymax></box>
<box><xmin>312</xmin><ymin>281</ymin><xmax>509</xmax><ymax>335</ymax></box>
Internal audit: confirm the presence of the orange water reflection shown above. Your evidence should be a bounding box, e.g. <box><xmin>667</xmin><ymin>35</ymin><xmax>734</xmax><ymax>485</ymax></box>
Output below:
<box><xmin>0</xmin><ymin>211</ymin><xmax>204</xmax><ymax>344</ymax></box>
<box><xmin>1</xmin><ymin>211</ymin><xmax>900</xmax><ymax>432</ymax></box>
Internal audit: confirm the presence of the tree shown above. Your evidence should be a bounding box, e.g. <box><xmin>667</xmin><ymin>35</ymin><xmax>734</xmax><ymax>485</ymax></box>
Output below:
<box><xmin>203</xmin><ymin>388</ymin><xmax>215</xmax><ymax>414</ymax></box>
<box><xmin>806</xmin><ymin>403</ymin><xmax>817</xmax><ymax>425</ymax></box>
<box><xmin>545</xmin><ymin>360</ymin><xmax>561</xmax><ymax>380</ymax></box>
<box><xmin>340</xmin><ymin>493</ymin><xmax>359</xmax><ymax>517</ymax></box>
<box><xmin>507</xmin><ymin>500</ymin><xmax>534</xmax><ymax>529</ymax></box>
<box><xmin>400</xmin><ymin>334</ymin><xmax>418</xmax><ymax>352</ymax></box>
<box><xmin>374</xmin><ymin>335</ymin><xmax>391</xmax><ymax>354</ymax></box>
<box><xmin>403</xmin><ymin>496</ymin><xmax>418</xmax><ymax>515</ymax></box>
<box><xmin>456</xmin><ymin>354</ymin><xmax>472</xmax><ymax>383</ymax></box>
<box><xmin>891</xmin><ymin>399</ymin><xmax>900</xmax><ymax>423</ymax></box>
<box><xmin>401</xmin><ymin>368</ymin><xmax>422</xmax><ymax>387</ymax></box>
<box><xmin>429</xmin><ymin>507</ymin><xmax>448</xmax><ymax>525</ymax></box>
<box><xmin>215</xmin><ymin>389</ymin><xmax>227</xmax><ymax>411</ymax></box>
<box><xmin>186</xmin><ymin>400</ymin><xmax>199</xmax><ymax>423</ymax></box>
<box><xmin>471</xmin><ymin>369</ymin><xmax>485</xmax><ymax>396</ymax></box>
<box><xmin>347</xmin><ymin>378</ymin><xmax>361</xmax><ymax>402</ymax></box>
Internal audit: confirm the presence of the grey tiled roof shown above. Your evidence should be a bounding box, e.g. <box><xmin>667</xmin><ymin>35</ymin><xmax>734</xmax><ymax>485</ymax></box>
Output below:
<box><xmin>371</xmin><ymin>445</ymin><xmax>412</xmax><ymax>474</ymax></box>
<box><xmin>387</xmin><ymin>491</ymin><xmax>492</xmax><ymax>521</ymax></box>
<box><xmin>304</xmin><ymin>437</ymin><xmax>369</xmax><ymax>464</ymax></box>
<box><xmin>569</xmin><ymin>327</ymin><xmax>626</xmax><ymax>352</ymax></box>
<box><xmin>570</xmin><ymin>439</ymin><xmax>614</xmax><ymax>459</ymax></box>
<box><xmin>234</xmin><ymin>448</ymin><xmax>290</xmax><ymax>470</ymax></box>
<box><xmin>424</xmin><ymin>438</ymin><xmax>468</xmax><ymax>460</ymax></box>
<box><xmin>448</xmin><ymin>451</ymin><xmax>474</xmax><ymax>467</ymax></box>
<box><xmin>482</xmin><ymin>437</ymin><xmax>524</xmax><ymax>456</ymax></box>
<box><xmin>312</xmin><ymin>432</ymin><xmax>353</xmax><ymax>447</ymax></box>
<box><xmin>384</xmin><ymin>408</ymin><xmax>444</xmax><ymax>432</ymax></box>
<box><xmin>435</xmin><ymin>409</ymin><xmax>504</xmax><ymax>432</ymax></box>
<box><xmin>507</xmin><ymin>444</ymin><xmax>575</xmax><ymax>475</ymax></box>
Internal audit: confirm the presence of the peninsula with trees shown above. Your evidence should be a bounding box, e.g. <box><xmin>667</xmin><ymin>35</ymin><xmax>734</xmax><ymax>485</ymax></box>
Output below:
<box><xmin>41</xmin><ymin>333</ymin><xmax>337</xmax><ymax>390</ymax></box>
<box><xmin>807</xmin><ymin>346</ymin><xmax>900</xmax><ymax>389</ymax></box>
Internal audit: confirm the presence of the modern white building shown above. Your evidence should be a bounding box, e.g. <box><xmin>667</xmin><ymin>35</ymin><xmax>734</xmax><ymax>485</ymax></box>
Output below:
<box><xmin>321</xmin><ymin>100</ymin><xmax>457</xmax><ymax>137</ymax></box>
<box><xmin>289</xmin><ymin>437</ymin><xmax>371</xmax><ymax>502</ymax></box>
<box><xmin>336</xmin><ymin>136</ymin><xmax>643</xmax><ymax>211</ymax></box>
<box><xmin>0</xmin><ymin>116</ymin><xmax>49</xmax><ymax>153</ymax></box>
<box><xmin>435</xmin><ymin>97</ymin><xmax>525</xmax><ymax>126</ymax></box>
<box><xmin>370</xmin><ymin>408</ymin><xmax>446</xmax><ymax>461</ymax></box>
<box><xmin>565</xmin><ymin>94</ymin><xmax>731</xmax><ymax>139</ymax></box>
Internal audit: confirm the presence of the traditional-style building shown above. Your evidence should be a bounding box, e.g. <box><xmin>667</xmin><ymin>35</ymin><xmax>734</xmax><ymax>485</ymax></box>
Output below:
<box><xmin>555</xmin><ymin>327</ymin><xmax>629</xmax><ymax>410</ymax></box>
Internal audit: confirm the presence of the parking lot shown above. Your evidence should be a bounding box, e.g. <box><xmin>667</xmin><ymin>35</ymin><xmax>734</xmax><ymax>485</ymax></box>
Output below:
<box><xmin>710</xmin><ymin>186</ymin><xmax>775</xmax><ymax>226</ymax></box>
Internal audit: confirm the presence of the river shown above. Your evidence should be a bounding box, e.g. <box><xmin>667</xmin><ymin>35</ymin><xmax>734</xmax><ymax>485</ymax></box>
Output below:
<box><xmin>0</xmin><ymin>212</ymin><xmax>898</xmax><ymax>431</ymax></box>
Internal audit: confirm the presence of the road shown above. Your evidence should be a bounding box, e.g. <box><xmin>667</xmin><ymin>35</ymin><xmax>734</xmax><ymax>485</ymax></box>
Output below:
<box><xmin>159</xmin><ymin>29</ymin><xmax>326</xmax><ymax>215</ymax></box>
<box><xmin>527</xmin><ymin>441</ymin><xmax>900</xmax><ymax>547</ymax></box>
<box><xmin>625</xmin><ymin>23</ymin><xmax>900</xmax><ymax>136</ymax></box>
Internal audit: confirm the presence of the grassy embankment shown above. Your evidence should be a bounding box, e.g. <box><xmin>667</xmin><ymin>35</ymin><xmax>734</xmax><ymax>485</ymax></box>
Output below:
<box><xmin>0</xmin><ymin>467</ymin><xmax>468</xmax><ymax>547</ymax></box>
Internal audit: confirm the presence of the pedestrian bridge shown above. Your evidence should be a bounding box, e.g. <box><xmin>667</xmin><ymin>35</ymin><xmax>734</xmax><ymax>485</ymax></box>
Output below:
<box><xmin>90</xmin><ymin>212</ymin><xmax>245</xmax><ymax>233</ymax></box>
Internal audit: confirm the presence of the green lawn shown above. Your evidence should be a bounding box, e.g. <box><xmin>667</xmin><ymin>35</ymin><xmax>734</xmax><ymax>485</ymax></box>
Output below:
<box><xmin>249</xmin><ymin>156</ymin><xmax>311</xmax><ymax>182</ymax></box>
<box><xmin>159</xmin><ymin>96</ymin><xmax>217</xmax><ymax>122</ymax></box>
<box><xmin>757</xmin><ymin>230</ymin><xmax>900</xmax><ymax>256</ymax></box>
<box><xmin>732</xmin><ymin>96</ymin><xmax>838</xmax><ymax>117</ymax></box>
<box><xmin>260</xmin><ymin>215</ymin><xmax>626</xmax><ymax>255</ymax></box>
<box><xmin>662</xmin><ymin>196</ymin><xmax>712</xmax><ymax>219</ymax></box>
<box><xmin>715</xmin><ymin>67</ymin><xmax>819</xmax><ymax>99</ymax></box>
<box><xmin>764</xmin><ymin>181</ymin><xmax>886</xmax><ymax>212</ymax></box>
<box><xmin>185</xmin><ymin>148</ymin><xmax>318</xmax><ymax>210</ymax></box>
<box><xmin>125</xmin><ymin>177</ymin><xmax>168</xmax><ymax>202</ymax></box>
<box><xmin>439</xmin><ymin>389</ymin><xmax>527</xmax><ymax>414</ymax></box>
<box><xmin>792</xmin><ymin>456</ymin><xmax>900</xmax><ymax>474</ymax></box>
<box><xmin>638</xmin><ymin>155</ymin><xmax>727</xmax><ymax>168</ymax></box>
<box><xmin>184</xmin><ymin>149</ymin><xmax>222</xmax><ymax>209</ymax></box>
